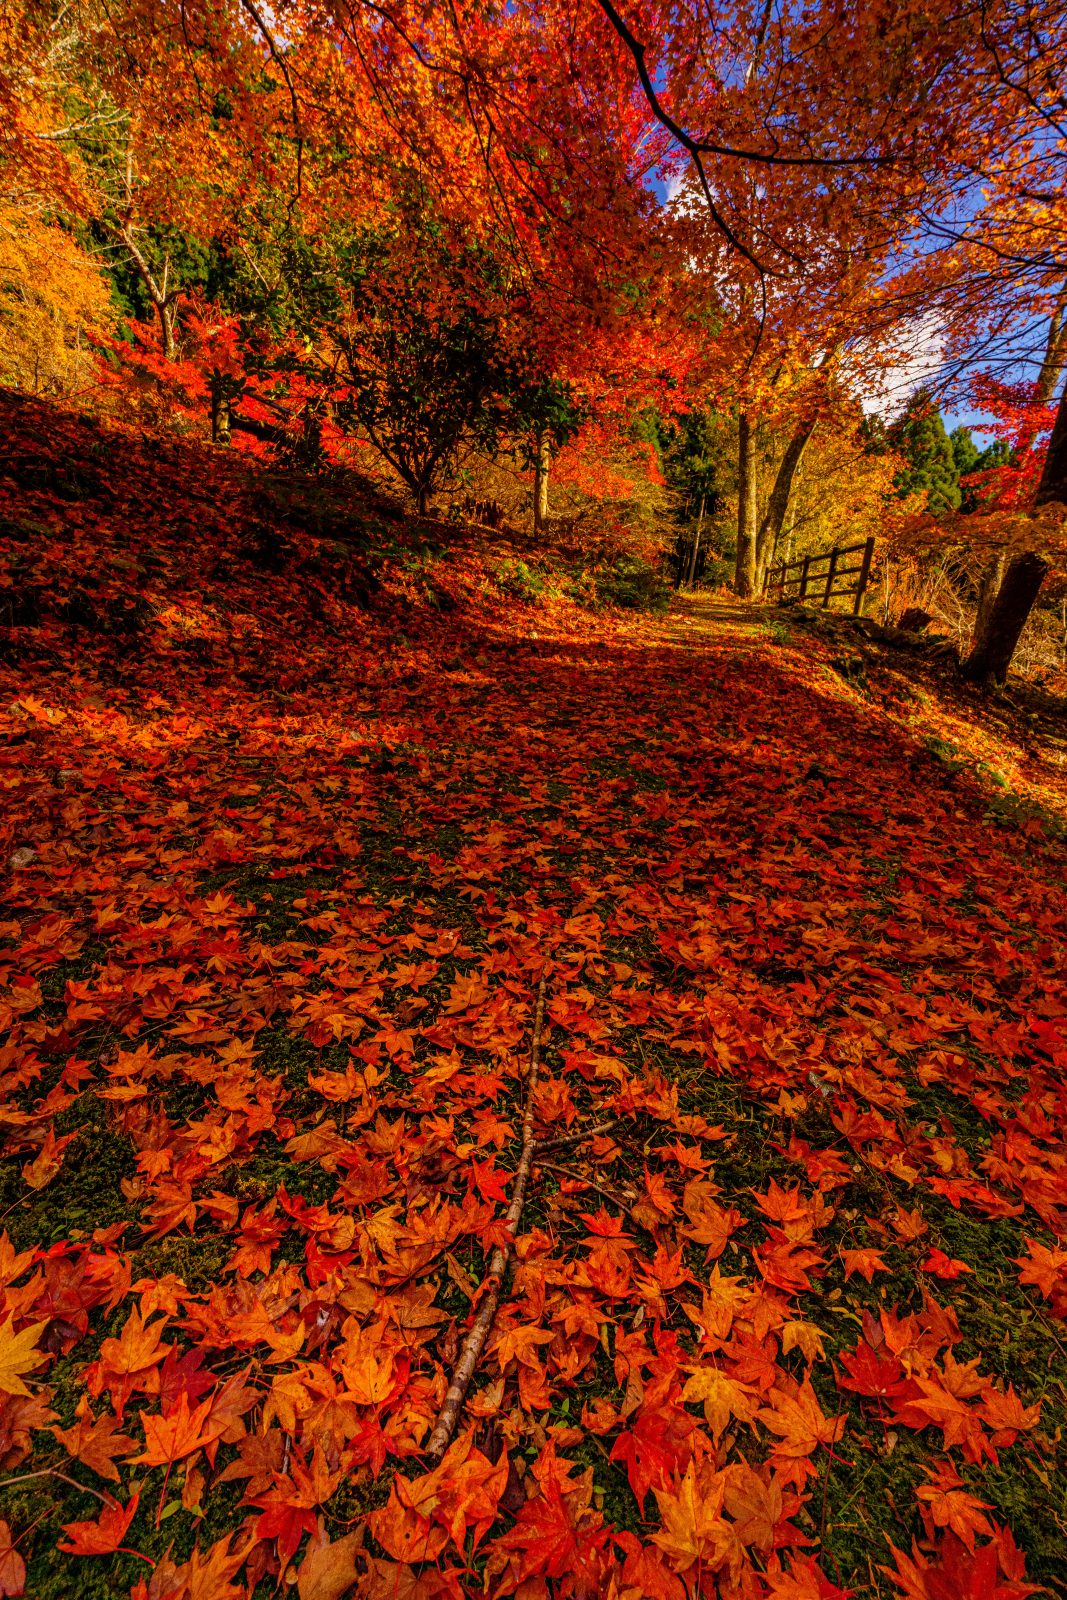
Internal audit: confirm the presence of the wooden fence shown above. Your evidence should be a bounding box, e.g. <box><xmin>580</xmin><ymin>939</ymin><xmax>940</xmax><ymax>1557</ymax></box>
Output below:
<box><xmin>763</xmin><ymin>536</ymin><xmax>875</xmax><ymax>614</ymax></box>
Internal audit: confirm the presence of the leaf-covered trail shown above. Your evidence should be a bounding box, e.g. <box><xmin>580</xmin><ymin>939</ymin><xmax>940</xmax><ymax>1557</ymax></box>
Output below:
<box><xmin>2</xmin><ymin>400</ymin><xmax>1067</xmax><ymax>1597</ymax></box>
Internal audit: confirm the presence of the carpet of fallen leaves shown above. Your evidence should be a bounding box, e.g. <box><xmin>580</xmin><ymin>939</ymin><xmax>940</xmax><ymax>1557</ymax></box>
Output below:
<box><xmin>1</xmin><ymin>390</ymin><xmax>1067</xmax><ymax>1600</ymax></box>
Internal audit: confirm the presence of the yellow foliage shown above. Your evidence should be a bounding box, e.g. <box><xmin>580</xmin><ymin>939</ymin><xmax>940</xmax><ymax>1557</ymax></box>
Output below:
<box><xmin>772</xmin><ymin>424</ymin><xmax>904</xmax><ymax>559</ymax></box>
<box><xmin>0</xmin><ymin>207</ymin><xmax>113</xmax><ymax>396</ymax></box>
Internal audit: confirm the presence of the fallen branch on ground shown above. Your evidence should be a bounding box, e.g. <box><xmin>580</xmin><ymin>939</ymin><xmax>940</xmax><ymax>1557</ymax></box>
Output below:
<box><xmin>537</xmin><ymin>1117</ymin><xmax>624</xmax><ymax>1152</ymax></box>
<box><xmin>536</xmin><ymin>1157</ymin><xmax>636</xmax><ymax>1211</ymax></box>
<box><xmin>425</xmin><ymin>971</ymin><xmax>547</xmax><ymax>1461</ymax></box>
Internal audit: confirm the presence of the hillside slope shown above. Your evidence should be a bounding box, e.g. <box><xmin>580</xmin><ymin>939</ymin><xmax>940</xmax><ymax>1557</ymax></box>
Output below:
<box><xmin>1</xmin><ymin>393</ymin><xmax>1067</xmax><ymax>1598</ymax></box>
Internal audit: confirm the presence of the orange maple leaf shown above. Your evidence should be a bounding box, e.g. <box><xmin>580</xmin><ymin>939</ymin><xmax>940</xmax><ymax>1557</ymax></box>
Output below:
<box><xmin>53</xmin><ymin>1404</ymin><xmax>138</xmax><ymax>1481</ymax></box>
<box><xmin>915</xmin><ymin>1462</ymin><xmax>994</xmax><ymax>1552</ymax></box>
<box><xmin>1016</xmin><ymin>1239</ymin><xmax>1067</xmax><ymax>1302</ymax></box>
<box><xmin>650</xmin><ymin>1460</ymin><xmax>733</xmax><ymax>1575</ymax></box>
<box><xmin>840</xmin><ymin>1246</ymin><xmax>889</xmax><ymax>1282</ymax></box>
<box><xmin>58</xmin><ymin>1493</ymin><xmax>139</xmax><ymax>1557</ymax></box>
<box><xmin>133</xmin><ymin>1391</ymin><xmax>227</xmax><ymax>1467</ymax></box>
<box><xmin>759</xmin><ymin>1378</ymin><xmax>846</xmax><ymax>1458</ymax></box>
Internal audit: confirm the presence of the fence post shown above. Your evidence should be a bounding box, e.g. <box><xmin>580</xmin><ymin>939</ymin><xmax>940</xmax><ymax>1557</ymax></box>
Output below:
<box><xmin>822</xmin><ymin>547</ymin><xmax>839</xmax><ymax>607</ymax></box>
<box><xmin>853</xmin><ymin>536</ymin><xmax>875</xmax><ymax>614</ymax></box>
<box><xmin>799</xmin><ymin>555</ymin><xmax>811</xmax><ymax>601</ymax></box>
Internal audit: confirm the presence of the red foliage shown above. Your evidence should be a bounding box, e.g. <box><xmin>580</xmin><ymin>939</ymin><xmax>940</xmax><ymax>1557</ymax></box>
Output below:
<box><xmin>963</xmin><ymin>374</ymin><xmax>1059</xmax><ymax>510</ymax></box>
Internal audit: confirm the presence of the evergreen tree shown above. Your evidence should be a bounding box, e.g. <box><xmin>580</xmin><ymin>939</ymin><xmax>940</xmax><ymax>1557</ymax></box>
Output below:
<box><xmin>657</xmin><ymin>407</ymin><xmax>726</xmax><ymax>525</ymax></box>
<box><xmin>950</xmin><ymin>424</ymin><xmax>980</xmax><ymax>477</ymax></box>
<box><xmin>950</xmin><ymin>425</ymin><xmax>1013</xmax><ymax>511</ymax></box>
<box><xmin>889</xmin><ymin>389</ymin><xmax>961</xmax><ymax>514</ymax></box>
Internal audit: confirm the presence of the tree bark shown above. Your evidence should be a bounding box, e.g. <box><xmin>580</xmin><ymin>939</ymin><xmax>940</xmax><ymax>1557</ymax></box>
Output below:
<box><xmin>1035</xmin><ymin>284</ymin><xmax>1067</xmax><ymax>406</ymax></box>
<box><xmin>686</xmin><ymin>496</ymin><xmax>705</xmax><ymax>589</ymax></box>
<box><xmin>533</xmin><ymin>431</ymin><xmax>550</xmax><ymax>532</ymax></box>
<box><xmin>959</xmin><ymin>551</ymin><xmax>1049</xmax><ymax>684</ymax></box>
<box><xmin>417</xmin><ymin>484</ymin><xmax>430</xmax><ymax>516</ymax></box>
<box><xmin>734</xmin><ymin>413</ymin><xmax>758</xmax><ymax>597</ymax></box>
<box><xmin>158</xmin><ymin>301</ymin><xmax>179</xmax><ymax>362</ymax></box>
<box><xmin>755</xmin><ymin>421</ymin><xmax>815</xmax><ymax>588</ymax></box>
<box><xmin>1036</xmin><ymin>375</ymin><xmax>1067</xmax><ymax>508</ymax></box>
<box><xmin>970</xmin><ymin>551</ymin><xmax>1005</xmax><ymax>650</ymax></box>
<box><xmin>961</xmin><ymin>376</ymin><xmax>1066</xmax><ymax>683</ymax></box>
<box><xmin>118</xmin><ymin>223</ymin><xmax>180</xmax><ymax>360</ymax></box>
<box><xmin>965</xmin><ymin>298</ymin><xmax>1065</xmax><ymax>673</ymax></box>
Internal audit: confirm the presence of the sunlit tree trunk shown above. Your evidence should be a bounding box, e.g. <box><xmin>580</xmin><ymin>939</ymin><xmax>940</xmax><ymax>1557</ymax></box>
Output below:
<box><xmin>533</xmin><ymin>431</ymin><xmax>550</xmax><ymax>532</ymax></box>
<box><xmin>970</xmin><ymin>551</ymin><xmax>1005</xmax><ymax>647</ymax></box>
<box><xmin>686</xmin><ymin>496</ymin><xmax>705</xmax><ymax>588</ymax></box>
<box><xmin>735</xmin><ymin>413</ymin><xmax>758</xmax><ymax>597</ymax></box>
<box><xmin>755</xmin><ymin>421</ymin><xmax>815</xmax><ymax>590</ymax></box>
<box><xmin>1036</xmin><ymin>283</ymin><xmax>1067</xmax><ymax>405</ymax></box>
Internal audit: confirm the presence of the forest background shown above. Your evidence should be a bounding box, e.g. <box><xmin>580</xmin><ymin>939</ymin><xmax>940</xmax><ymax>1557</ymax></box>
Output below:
<box><xmin>4</xmin><ymin>0</ymin><xmax>1067</xmax><ymax>683</ymax></box>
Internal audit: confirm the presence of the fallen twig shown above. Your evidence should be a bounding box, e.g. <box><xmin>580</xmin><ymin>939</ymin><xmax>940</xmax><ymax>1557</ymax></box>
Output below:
<box><xmin>425</xmin><ymin>971</ymin><xmax>547</xmax><ymax>1461</ymax></box>
<box><xmin>0</xmin><ymin>1467</ymin><xmax>119</xmax><ymax>1510</ymax></box>
<box><xmin>537</xmin><ymin>1117</ymin><xmax>624</xmax><ymax>1152</ymax></box>
<box><xmin>537</xmin><ymin>1158</ymin><xmax>635</xmax><ymax>1212</ymax></box>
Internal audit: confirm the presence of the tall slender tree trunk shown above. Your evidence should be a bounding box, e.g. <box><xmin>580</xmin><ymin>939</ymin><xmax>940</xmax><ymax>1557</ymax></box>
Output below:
<box><xmin>735</xmin><ymin>413</ymin><xmax>758</xmax><ymax>598</ymax></box>
<box><xmin>687</xmin><ymin>496</ymin><xmax>705</xmax><ymax>588</ymax></box>
<box><xmin>533</xmin><ymin>431</ymin><xmax>550</xmax><ymax>532</ymax></box>
<box><xmin>755</xmin><ymin>421</ymin><xmax>815</xmax><ymax>590</ymax></box>
<box><xmin>961</xmin><ymin>376</ymin><xmax>1067</xmax><ymax>683</ymax></box>
<box><xmin>1037</xmin><ymin>376</ymin><xmax>1067</xmax><ymax>507</ymax></box>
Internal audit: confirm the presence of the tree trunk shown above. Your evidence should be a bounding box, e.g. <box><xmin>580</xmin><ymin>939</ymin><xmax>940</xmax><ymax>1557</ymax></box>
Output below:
<box><xmin>1035</xmin><ymin>284</ymin><xmax>1067</xmax><ymax>406</ymax></box>
<box><xmin>533</xmin><ymin>431</ymin><xmax>550</xmax><ymax>532</ymax></box>
<box><xmin>734</xmin><ymin>413</ymin><xmax>758</xmax><ymax>598</ymax></box>
<box><xmin>686</xmin><ymin>497</ymin><xmax>705</xmax><ymax>588</ymax></box>
<box><xmin>118</xmin><ymin>223</ymin><xmax>180</xmax><ymax>360</ymax></box>
<box><xmin>210</xmin><ymin>374</ymin><xmax>232</xmax><ymax>445</ymax></box>
<box><xmin>965</xmin><ymin>294</ymin><xmax>1066</xmax><ymax>661</ymax></box>
<box><xmin>417</xmin><ymin>484</ymin><xmax>430</xmax><ymax>516</ymax></box>
<box><xmin>1036</xmin><ymin>375</ymin><xmax>1067</xmax><ymax>507</ymax></box>
<box><xmin>158</xmin><ymin>300</ymin><xmax>177</xmax><ymax>361</ymax></box>
<box><xmin>959</xmin><ymin>551</ymin><xmax>1049</xmax><ymax>684</ymax></box>
<box><xmin>970</xmin><ymin>551</ymin><xmax>1005</xmax><ymax>650</ymax></box>
<box><xmin>755</xmin><ymin>421</ymin><xmax>814</xmax><ymax>589</ymax></box>
<box><xmin>961</xmin><ymin>376</ymin><xmax>1066</xmax><ymax>683</ymax></box>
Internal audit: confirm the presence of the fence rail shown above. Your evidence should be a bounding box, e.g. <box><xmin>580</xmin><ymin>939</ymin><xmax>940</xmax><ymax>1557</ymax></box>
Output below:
<box><xmin>764</xmin><ymin>536</ymin><xmax>875</xmax><ymax>614</ymax></box>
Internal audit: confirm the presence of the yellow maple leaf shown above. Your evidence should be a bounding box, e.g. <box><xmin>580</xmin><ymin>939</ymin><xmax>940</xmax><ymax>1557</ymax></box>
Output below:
<box><xmin>0</xmin><ymin>1316</ymin><xmax>47</xmax><ymax>1397</ymax></box>
<box><xmin>651</xmin><ymin>1459</ymin><xmax>734</xmax><ymax>1574</ymax></box>
<box><xmin>682</xmin><ymin>1367</ymin><xmax>759</xmax><ymax>1440</ymax></box>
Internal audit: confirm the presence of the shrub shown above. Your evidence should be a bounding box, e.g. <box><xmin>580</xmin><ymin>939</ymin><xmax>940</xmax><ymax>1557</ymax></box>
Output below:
<box><xmin>594</xmin><ymin>553</ymin><xmax>670</xmax><ymax>612</ymax></box>
<box><xmin>498</xmin><ymin>559</ymin><xmax>546</xmax><ymax>602</ymax></box>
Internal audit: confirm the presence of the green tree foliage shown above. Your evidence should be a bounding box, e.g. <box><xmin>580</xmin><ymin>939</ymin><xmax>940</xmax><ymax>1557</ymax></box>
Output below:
<box><xmin>951</xmin><ymin>425</ymin><xmax>1014</xmax><ymax>511</ymax></box>
<box><xmin>889</xmin><ymin>389</ymin><xmax>961</xmax><ymax>515</ymax></box>
<box><xmin>950</xmin><ymin>424</ymin><xmax>981</xmax><ymax>478</ymax></box>
<box><xmin>655</xmin><ymin>407</ymin><xmax>728</xmax><ymax>524</ymax></box>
